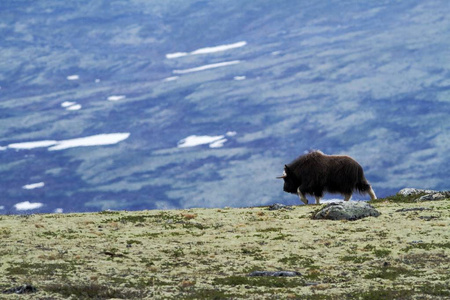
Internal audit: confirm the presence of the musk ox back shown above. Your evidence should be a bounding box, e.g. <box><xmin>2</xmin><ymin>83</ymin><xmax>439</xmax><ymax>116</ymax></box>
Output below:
<box><xmin>278</xmin><ymin>151</ymin><xmax>376</xmax><ymax>204</ymax></box>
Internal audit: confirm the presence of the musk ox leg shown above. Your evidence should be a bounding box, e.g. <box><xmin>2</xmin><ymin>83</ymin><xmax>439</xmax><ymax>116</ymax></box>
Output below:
<box><xmin>368</xmin><ymin>187</ymin><xmax>377</xmax><ymax>200</ymax></box>
<box><xmin>297</xmin><ymin>187</ymin><xmax>308</xmax><ymax>205</ymax></box>
<box><xmin>314</xmin><ymin>196</ymin><xmax>321</xmax><ymax>205</ymax></box>
<box><xmin>344</xmin><ymin>194</ymin><xmax>352</xmax><ymax>201</ymax></box>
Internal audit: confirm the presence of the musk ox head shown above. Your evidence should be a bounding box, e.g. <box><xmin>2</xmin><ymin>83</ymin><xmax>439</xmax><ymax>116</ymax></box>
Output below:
<box><xmin>277</xmin><ymin>165</ymin><xmax>300</xmax><ymax>194</ymax></box>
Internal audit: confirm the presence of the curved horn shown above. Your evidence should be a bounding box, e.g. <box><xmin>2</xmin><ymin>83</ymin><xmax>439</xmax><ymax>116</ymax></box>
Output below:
<box><xmin>276</xmin><ymin>170</ymin><xmax>287</xmax><ymax>179</ymax></box>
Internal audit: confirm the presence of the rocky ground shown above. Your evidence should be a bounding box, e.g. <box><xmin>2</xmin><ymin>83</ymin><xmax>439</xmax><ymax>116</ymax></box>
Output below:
<box><xmin>0</xmin><ymin>190</ymin><xmax>449</xmax><ymax>299</ymax></box>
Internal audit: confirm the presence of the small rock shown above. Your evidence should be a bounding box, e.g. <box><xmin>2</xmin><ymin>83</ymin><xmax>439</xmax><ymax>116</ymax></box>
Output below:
<box><xmin>418</xmin><ymin>192</ymin><xmax>447</xmax><ymax>201</ymax></box>
<box><xmin>3</xmin><ymin>284</ymin><xmax>37</xmax><ymax>294</ymax></box>
<box><xmin>248</xmin><ymin>271</ymin><xmax>302</xmax><ymax>277</ymax></box>
<box><xmin>313</xmin><ymin>201</ymin><xmax>381</xmax><ymax>221</ymax></box>
<box><xmin>395</xmin><ymin>207</ymin><xmax>432</xmax><ymax>212</ymax></box>
<box><xmin>268</xmin><ymin>203</ymin><xmax>293</xmax><ymax>211</ymax></box>
<box><xmin>419</xmin><ymin>216</ymin><xmax>439</xmax><ymax>221</ymax></box>
<box><xmin>409</xmin><ymin>240</ymin><xmax>424</xmax><ymax>244</ymax></box>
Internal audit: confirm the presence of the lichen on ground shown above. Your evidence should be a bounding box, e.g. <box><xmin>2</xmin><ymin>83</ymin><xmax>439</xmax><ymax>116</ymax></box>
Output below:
<box><xmin>0</xmin><ymin>195</ymin><xmax>449</xmax><ymax>299</ymax></box>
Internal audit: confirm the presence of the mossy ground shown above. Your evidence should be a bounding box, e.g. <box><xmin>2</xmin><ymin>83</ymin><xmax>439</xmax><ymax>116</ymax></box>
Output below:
<box><xmin>0</xmin><ymin>196</ymin><xmax>449</xmax><ymax>299</ymax></box>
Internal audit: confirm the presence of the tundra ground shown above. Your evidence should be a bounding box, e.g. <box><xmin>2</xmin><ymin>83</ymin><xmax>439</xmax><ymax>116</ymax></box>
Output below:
<box><xmin>0</xmin><ymin>195</ymin><xmax>449</xmax><ymax>299</ymax></box>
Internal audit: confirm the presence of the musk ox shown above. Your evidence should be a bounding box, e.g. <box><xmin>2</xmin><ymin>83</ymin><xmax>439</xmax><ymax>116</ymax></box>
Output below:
<box><xmin>277</xmin><ymin>150</ymin><xmax>376</xmax><ymax>204</ymax></box>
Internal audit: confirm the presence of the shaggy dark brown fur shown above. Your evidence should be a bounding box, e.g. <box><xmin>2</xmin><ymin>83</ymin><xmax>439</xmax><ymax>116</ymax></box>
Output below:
<box><xmin>278</xmin><ymin>151</ymin><xmax>376</xmax><ymax>204</ymax></box>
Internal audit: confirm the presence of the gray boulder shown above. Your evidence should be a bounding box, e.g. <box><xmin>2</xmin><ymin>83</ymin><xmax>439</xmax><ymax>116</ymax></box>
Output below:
<box><xmin>313</xmin><ymin>201</ymin><xmax>381</xmax><ymax>221</ymax></box>
<box><xmin>398</xmin><ymin>188</ymin><xmax>449</xmax><ymax>201</ymax></box>
<box><xmin>398</xmin><ymin>188</ymin><xmax>437</xmax><ymax>196</ymax></box>
<box><xmin>418</xmin><ymin>192</ymin><xmax>449</xmax><ymax>201</ymax></box>
<box><xmin>267</xmin><ymin>203</ymin><xmax>293</xmax><ymax>211</ymax></box>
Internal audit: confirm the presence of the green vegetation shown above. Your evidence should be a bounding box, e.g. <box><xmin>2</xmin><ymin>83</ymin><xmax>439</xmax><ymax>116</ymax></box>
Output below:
<box><xmin>369</xmin><ymin>192</ymin><xmax>427</xmax><ymax>204</ymax></box>
<box><xmin>0</xmin><ymin>196</ymin><xmax>448</xmax><ymax>299</ymax></box>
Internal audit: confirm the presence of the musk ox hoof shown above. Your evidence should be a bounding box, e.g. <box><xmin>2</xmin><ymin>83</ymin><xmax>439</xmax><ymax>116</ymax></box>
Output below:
<box><xmin>313</xmin><ymin>201</ymin><xmax>380</xmax><ymax>221</ymax></box>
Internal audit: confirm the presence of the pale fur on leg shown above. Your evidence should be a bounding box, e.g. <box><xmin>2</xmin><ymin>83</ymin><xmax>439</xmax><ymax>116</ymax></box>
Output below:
<box><xmin>297</xmin><ymin>187</ymin><xmax>308</xmax><ymax>205</ymax></box>
<box><xmin>344</xmin><ymin>194</ymin><xmax>352</xmax><ymax>201</ymax></box>
<box><xmin>368</xmin><ymin>187</ymin><xmax>377</xmax><ymax>200</ymax></box>
<box><xmin>315</xmin><ymin>196</ymin><xmax>321</xmax><ymax>205</ymax></box>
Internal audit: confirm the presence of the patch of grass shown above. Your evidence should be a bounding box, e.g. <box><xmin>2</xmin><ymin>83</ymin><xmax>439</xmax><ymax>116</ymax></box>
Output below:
<box><xmin>98</xmin><ymin>210</ymin><xmax>120</xmax><ymax>215</ymax></box>
<box><xmin>44</xmin><ymin>282</ymin><xmax>145</xmax><ymax>299</ymax></box>
<box><xmin>213</xmin><ymin>276</ymin><xmax>305</xmax><ymax>288</ymax></box>
<box><xmin>104</xmin><ymin>215</ymin><xmax>155</xmax><ymax>224</ymax></box>
<box><xmin>354</xmin><ymin>288</ymin><xmax>414</xmax><ymax>300</ymax></box>
<box><xmin>241</xmin><ymin>247</ymin><xmax>264</xmax><ymax>260</ymax></box>
<box><xmin>257</xmin><ymin>227</ymin><xmax>282</xmax><ymax>232</ymax></box>
<box><xmin>279</xmin><ymin>255</ymin><xmax>317</xmax><ymax>268</ymax></box>
<box><xmin>134</xmin><ymin>232</ymin><xmax>161</xmax><ymax>238</ymax></box>
<box><xmin>353</xmin><ymin>283</ymin><xmax>450</xmax><ymax>300</ymax></box>
<box><xmin>272</xmin><ymin>233</ymin><xmax>293</xmax><ymax>240</ymax></box>
<box><xmin>180</xmin><ymin>288</ymin><xmax>236</xmax><ymax>299</ymax></box>
<box><xmin>363</xmin><ymin>244</ymin><xmax>376</xmax><ymax>251</ymax></box>
<box><xmin>140</xmin><ymin>257</ymin><xmax>155</xmax><ymax>267</ymax></box>
<box><xmin>340</xmin><ymin>255</ymin><xmax>372</xmax><ymax>264</ymax></box>
<box><xmin>364</xmin><ymin>266</ymin><xmax>418</xmax><ymax>280</ymax></box>
<box><xmin>241</xmin><ymin>247</ymin><xmax>262</xmax><ymax>255</ymax></box>
<box><xmin>0</xmin><ymin>227</ymin><xmax>11</xmax><ymax>238</ymax></box>
<box><xmin>420</xmin><ymin>283</ymin><xmax>450</xmax><ymax>297</ymax></box>
<box><xmin>373</xmin><ymin>248</ymin><xmax>391</xmax><ymax>258</ymax></box>
<box><xmin>182</xmin><ymin>222</ymin><xmax>208</xmax><ymax>230</ymax></box>
<box><xmin>401</xmin><ymin>252</ymin><xmax>448</xmax><ymax>267</ymax></box>
<box><xmin>7</xmin><ymin>261</ymin><xmax>76</xmax><ymax>277</ymax></box>
<box><xmin>126</xmin><ymin>239</ymin><xmax>142</xmax><ymax>245</ymax></box>
<box><xmin>39</xmin><ymin>230</ymin><xmax>59</xmax><ymax>238</ymax></box>
<box><xmin>369</xmin><ymin>192</ymin><xmax>427</xmax><ymax>204</ymax></box>
<box><xmin>401</xmin><ymin>242</ymin><xmax>450</xmax><ymax>252</ymax></box>
<box><xmin>162</xmin><ymin>247</ymin><xmax>185</xmax><ymax>258</ymax></box>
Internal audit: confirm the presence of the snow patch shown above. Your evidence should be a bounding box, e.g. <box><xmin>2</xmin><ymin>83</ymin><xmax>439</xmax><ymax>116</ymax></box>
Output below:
<box><xmin>66</xmin><ymin>75</ymin><xmax>79</xmax><ymax>80</ymax></box>
<box><xmin>14</xmin><ymin>201</ymin><xmax>44</xmax><ymax>211</ymax></box>
<box><xmin>178</xmin><ymin>135</ymin><xmax>225</xmax><ymax>148</ymax></box>
<box><xmin>61</xmin><ymin>101</ymin><xmax>76</xmax><ymax>107</ymax></box>
<box><xmin>190</xmin><ymin>41</ymin><xmax>247</xmax><ymax>55</ymax></box>
<box><xmin>178</xmin><ymin>132</ymin><xmax>236</xmax><ymax>148</ymax></box>
<box><xmin>166</xmin><ymin>52</ymin><xmax>188</xmax><ymax>59</ymax></box>
<box><xmin>61</xmin><ymin>101</ymin><xmax>82</xmax><ymax>110</ymax></box>
<box><xmin>166</xmin><ymin>41</ymin><xmax>246</xmax><ymax>59</ymax></box>
<box><xmin>173</xmin><ymin>60</ymin><xmax>240</xmax><ymax>74</ymax></box>
<box><xmin>163</xmin><ymin>76</ymin><xmax>179</xmax><ymax>82</ymax></box>
<box><xmin>66</xmin><ymin>104</ymin><xmax>82</xmax><ymax>111</ymax></box>
<box><xmin>209</xmin><ymin>138</ymin><xmax>227</xmax><ymax>148</ymax></box>
<box><xmin>6</xmin><ymin>133</ymin><xmax>130</xmax><ymax>151</ymax></box>
<box><xmin>8</xmin><ymin>140</ymin><xmax>58</xmax><ymax>150</ymax></box>
<box><xmin>23</xmin><ymin>182</ymin><xmax>45</xmax><ymax>190</ymax></box>
<box><xmin>107</xmin><ymin>95</ymin><xmax>126</xmax><ymax>101</ymax></box>
<box><xmin>48</xmin><ymin>133</ymin><xmax>131</xmax><ymax>151</ymax></box>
